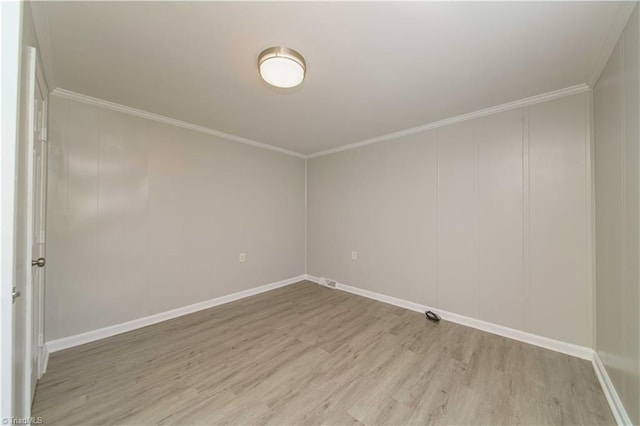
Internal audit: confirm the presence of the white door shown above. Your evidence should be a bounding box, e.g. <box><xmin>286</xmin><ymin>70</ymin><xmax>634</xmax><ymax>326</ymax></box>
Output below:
<box><xmin>13</xmin><ymin>45</ymin><xmax>48</xmax><ymax>417</ymax></box>
<box><xmin>30</xmin><ymin>68</ymin><xmax>48</xmax><ymax>393</ymax></box>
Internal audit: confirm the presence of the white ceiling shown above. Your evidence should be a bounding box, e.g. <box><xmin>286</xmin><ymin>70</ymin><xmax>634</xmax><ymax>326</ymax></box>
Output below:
<box><xmin>33</xmin><ymin>1</ymin><xmax>630</xmax><ymax>155</ymax></box>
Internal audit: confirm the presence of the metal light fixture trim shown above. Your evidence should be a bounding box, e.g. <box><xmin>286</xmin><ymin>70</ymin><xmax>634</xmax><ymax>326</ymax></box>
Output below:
<box><xmin>258</xmin><ymin>46</ymin><xmax>306</xmax><ymax>88</ymax></box>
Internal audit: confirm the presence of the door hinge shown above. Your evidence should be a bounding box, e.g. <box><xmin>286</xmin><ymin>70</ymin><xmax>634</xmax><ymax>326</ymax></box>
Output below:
<box><xmin>12</xmin><ymin>286</ymin><xmax>20</xmax><ymax>303</ymax></box>
<box><xmin>38</xmin><ymin>334</ymin><xmax>44</xmax><ymax>347</ymax></box>
<box><xmin>40</xmin><ymin>127</ymin><xmax>47</xmax><ymax>142</ymax></box>
<box><xmin>34</xmin><ymin>101</ymin><xmax>39</xmax><ymax>127</ymax></box>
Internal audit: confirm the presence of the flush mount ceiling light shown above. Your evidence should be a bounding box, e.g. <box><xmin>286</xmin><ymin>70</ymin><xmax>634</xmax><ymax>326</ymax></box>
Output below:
<box><xmin>258</xmin><ymin>46</ymin><xmax>306</xmax><ymax>88</ymax></box>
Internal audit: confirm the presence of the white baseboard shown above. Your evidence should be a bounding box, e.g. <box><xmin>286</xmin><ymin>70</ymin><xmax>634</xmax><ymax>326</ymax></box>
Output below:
<box><xmin>43</xmin><ymin>273</ymin><xmax>628</xmax><ymax>424</ymax></box>
<box><xmin>307</xmin><ymin>275</ymin><xmax>628</xmax><ymax>424</ymax></box>
<box><xmin>46</xmin><ymin>275</ymin><xmax>306</xmax><ymax>353</ymax></box>
<box><xmin>304</xmin><ymin>275</ymin><xmax>593</xmax><ymax>360</ymax></box>
<box><xmin>592</xmin><ymin>351</ymin><xmax>633</xmax><ymax>426</ymax></box>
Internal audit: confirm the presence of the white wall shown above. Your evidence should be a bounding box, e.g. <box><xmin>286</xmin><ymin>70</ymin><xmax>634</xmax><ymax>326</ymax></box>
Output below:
<box><xmin>46</xmin><ymin>95</ymin><xmax>306</xmax><ymax>341</ymax></box>
<box><xmin>308</xmin><ymin>92</ymin><xmax>592</xmax><ymax>347</ymax></box>
<box><xmin>594</xmin><ymin>3</ymin><xmax>640</xmax><ymax>424</ymax></box>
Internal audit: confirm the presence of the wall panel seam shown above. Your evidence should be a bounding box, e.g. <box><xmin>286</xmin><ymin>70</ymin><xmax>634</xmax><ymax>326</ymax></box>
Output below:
<box><xmin>473</xmin><ymin>125</ymin><xmax>480</xmax><ymax>319</ymax></box>
<box><xmin>63</xmin><ymin>98</ymin><xmax>70</xmax><ymax>337</ymax></box>
<box><xmin>435</xmin><ymin>129</ymin><xmax>440</xmax><ymax>308</ymax></box>
<box><xmin>143</xmin><ymin>120</ymin><xmax>152</xmax><ymax>318</ymax></box>
<box><xmin>523</xmin><ymin>106</ymin><xmax>532</xmax><ymax>333</ymax></box>
<box><xmin>620</xmin><ymin>30</ymin><xmax>629</xmax><ymax>401</ymax></box>
<box><xmin>586</xmin><ymin>90</ymin><xmax>596</xmax><ymax>349</ymax></box>
<box><xmin>305</xmin><ymin>158</ymin><xmax>308</xmax><ymax>275</ymax></box>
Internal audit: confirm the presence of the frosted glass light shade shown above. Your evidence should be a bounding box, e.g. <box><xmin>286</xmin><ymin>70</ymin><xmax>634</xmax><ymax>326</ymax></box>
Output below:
<box><xmin>258</xmin><ymin>47</ymin><xmax>306</xmax><ymax>88</ymax></box>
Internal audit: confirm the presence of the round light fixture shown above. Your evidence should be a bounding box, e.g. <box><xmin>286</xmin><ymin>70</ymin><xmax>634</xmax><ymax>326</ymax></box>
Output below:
<box><xmin>258</xmin><ymin>46</ymin><xmax>306</xmax><ymax>88</ymax></box>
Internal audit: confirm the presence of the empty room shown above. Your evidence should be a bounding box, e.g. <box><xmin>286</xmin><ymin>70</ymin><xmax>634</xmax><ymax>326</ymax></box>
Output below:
<box><xmin>2</xmin><ymin>1</ymin><xmax>640</xmax><ymax>425</ymax></box>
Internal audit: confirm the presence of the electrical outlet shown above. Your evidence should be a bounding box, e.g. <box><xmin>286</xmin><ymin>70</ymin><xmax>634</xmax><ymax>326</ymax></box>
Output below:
<box><xmin>239</xmin><ymin>253</ymin><xmax>246</xmax><ymax>263</ymax></box>
<box><xmin>351</xmin><ymin>251</ymin><xmax>358</xmax><ymax>260</ymax></box>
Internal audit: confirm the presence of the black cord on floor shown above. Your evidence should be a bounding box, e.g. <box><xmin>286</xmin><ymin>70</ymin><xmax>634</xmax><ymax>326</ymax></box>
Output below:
<box><xmin>425</xmin><ymin>310</ymin><xmax>441</xmax><ymax>322</ymax></box>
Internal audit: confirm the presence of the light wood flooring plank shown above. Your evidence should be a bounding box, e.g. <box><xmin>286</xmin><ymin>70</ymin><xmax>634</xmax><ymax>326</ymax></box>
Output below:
<box><xmin>33</xmin><ymin>281</ymin><xmax>614</xmax><ymax>425</ymax></box>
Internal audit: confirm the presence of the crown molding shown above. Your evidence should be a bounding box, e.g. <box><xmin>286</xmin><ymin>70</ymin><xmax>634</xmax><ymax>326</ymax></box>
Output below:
<box><xmin>307</xmin><ymin>83</ymin><xmax>591</xmax><ymax>159</ymax></box>
<box><xmin>588</xmin><ymin>2</ymin><xmax>636</xmax><ymax>88</ymax></box>
<box><xmin>50</xmin><ymin>88</ymin><xmax>307</xmax><ymax>159</ymax></box>
<box><xmin>53</xmin><ymin>83</ymin><xmax>591</xmax><ymax>161</ymax></box>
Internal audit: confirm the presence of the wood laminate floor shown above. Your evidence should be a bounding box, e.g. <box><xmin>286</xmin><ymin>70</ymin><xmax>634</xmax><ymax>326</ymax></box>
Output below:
<box><xmin>33</xmin><ymin>281</ymin><xmax>614</xmax><ymax>425</ymax></box>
